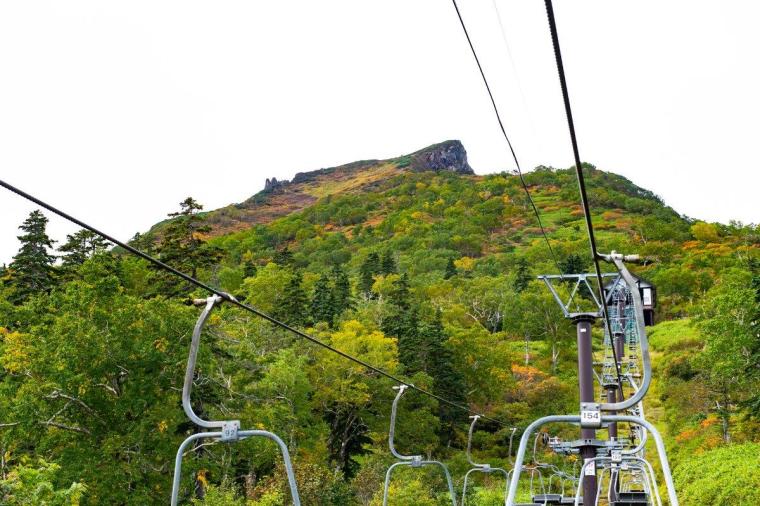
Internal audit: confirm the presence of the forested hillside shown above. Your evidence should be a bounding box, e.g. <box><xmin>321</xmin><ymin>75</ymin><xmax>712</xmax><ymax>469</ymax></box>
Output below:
<box><xmin>1</xmin><ymin>141</ymin><xmax>758</xmax><ymax>505</ymax></box>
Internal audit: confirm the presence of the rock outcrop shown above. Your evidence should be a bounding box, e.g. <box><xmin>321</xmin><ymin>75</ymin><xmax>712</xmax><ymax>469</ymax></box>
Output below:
<box><xmin>408</xmin><ymin>140</ymin><xmax>474</xmax><ymax>175</ymax></box>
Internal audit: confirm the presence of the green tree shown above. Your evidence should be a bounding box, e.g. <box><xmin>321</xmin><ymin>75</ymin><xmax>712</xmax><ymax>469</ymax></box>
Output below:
<box><xmin>0</xmin><ymin>273</ymin><xmax>198</xmax><ymax>504</ymax></box>
<box><xmin>513</xmin><ymin>257</ymin><xmax>531</xmax><ymax>293</ymax></box>
<box><xmin>696</xmin><ymin>271</ymin><xmax>759</xmax><ymax>436</ymax></box>
<box><xmin>7</xmin><ymin>210</ymin><xmax>57</xmax><ymax>303</ymax></box>
<box><xmin>0</xmin><ymin>459</ymin><xmax>86</xmax><ymax>506</ymax></box>
<box><xmin>380</xmin><ymin>251</ymin><xmax>397</xmax><ymax>275</ymax></box>
<box><xmin>421</xmin><ymin>309</ymin><xmax>465</xmax><ymax>443</ymax></box>
<box><xmin>273</xmin><ymin>246</ymin><xmax>293</xmax><ymax>266</ymax></box>
<box><xmin>310</xmin><ymin>321</ymin><xmax>398</xmax><ymax>476</ymax></box>
<box><xmin>443</xmin><ymin>257</ymin><xmax>457</xmax><ymax>279</ymax></box>
<box><xmin>154</xmin><ymin>197</ymin><xmax>222</xmax><ymax>295</ymax></box>
<box><xmin>359</xmin><ymin>253</ymin><xmax>380</xmax><ymax>298</ymax></box>
<box><xmin>382</xmin><ymin>274</ymin><xmax>421</xmax><ymax>372</ymax></box>
<box><xmin>331</xmin><ymin>264</ymin><xmax>353</xmax><ymax>315</ymax></box>
<box><xmin>58</xmin><ymin>229</ymin><xmax>110</xmax><ymax>273</ymax></box>
<box><xmin>275</xmin><ymin>270</ymin><xmax>308</xmax><ymax>327</ymax></box>
<box><xmin>310</xmin><ymin>273</ymin><xmax>335</xmax><ymax>326</ymax></box>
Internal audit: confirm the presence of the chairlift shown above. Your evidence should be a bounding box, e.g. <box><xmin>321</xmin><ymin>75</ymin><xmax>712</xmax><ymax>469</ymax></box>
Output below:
<box><xmin>170</xmin><ymin>295</ymin><xmax>301</xmax><ymax>506</ymax></box>
<box><xmin>460</xmin><ymin>415</ymin><xmax>510</xmax><ymax>505</ymax></box>
<box><xmin>381</xmin><ymin>385</ymin><xmax>458</xmax><ymax>506</ymax></box>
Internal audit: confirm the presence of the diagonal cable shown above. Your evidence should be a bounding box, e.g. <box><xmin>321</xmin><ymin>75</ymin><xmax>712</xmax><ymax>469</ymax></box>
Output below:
<box><xmin>541</xmin><ymin>0</ymin><xmax>625</xmax><ymax>397</ymax></box>
<box><xmin>0</xmin><ymin>178</ymin><xmax>507</xmax><ymax>427</ymax></box>
<box><xmin>451</xmin><ymin>0</ymin><xmax>564</xmax><ymax>276</ymax></box>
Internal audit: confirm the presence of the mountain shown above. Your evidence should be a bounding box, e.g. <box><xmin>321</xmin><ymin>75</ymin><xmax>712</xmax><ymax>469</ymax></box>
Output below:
<box><xmin>180</xmin><ymin>140</ymin><xmax>474</xmax><ymax>237</ymax></box>
<box><xmin>2</xmin><ymin>140</ymin><xmax>758</xmax><ymax>504</ymax></box>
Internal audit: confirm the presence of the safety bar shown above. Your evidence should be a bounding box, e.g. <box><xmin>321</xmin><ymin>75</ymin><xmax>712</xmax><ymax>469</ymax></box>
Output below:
<box><xmin>505</xmin><ymin>415</ymin><xmax>677</xmax><ymax>506</ymax></box>
<box><xmin>183</xmin><ymin>296</ymin><xmax>228</xmax><ymax>429</ymax></box>
<box><xmin>171</xmin><ymin>430</ymin><xmax>300</xmax><ymax>506</ymax></box>
<box><xmin>575</xmin><ymin>456</ymin><xmax>662</xmax><ymax>506</ymax></box>
<box><xmin>465</xmin><ymin>416</ymin><xmax>488</xmax><ymax>468</ymax></box>
<box><xmin>388</xmin><ymin>385</ymin><xmax>421</xmax><ymax>461</ymax></box>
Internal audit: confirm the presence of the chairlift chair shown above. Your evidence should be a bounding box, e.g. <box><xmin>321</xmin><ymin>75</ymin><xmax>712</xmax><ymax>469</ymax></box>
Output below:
<box><xmin>460</xmin><ymin>415</ymin><xmax>510</xmax><ymax>505</ymax></box>
<box><xmin>381</xmin><ymin>384</ymin><xmax>458</xmax><ymax>506</ymax></box>
<box><xmin>170</xmin><ymin>295</ymin><xmax>301</xmax><ymax>506</ymax></box>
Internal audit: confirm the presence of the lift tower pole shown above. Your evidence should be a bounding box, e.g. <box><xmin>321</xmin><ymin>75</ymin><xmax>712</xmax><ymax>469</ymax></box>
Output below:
<box><xmin>573</xmin><ymin>314</ymin><xmax>598</xmax><ymax>506</ymax></box>
<box><xmin>538</xmin><ymin>272</ymin><xmax>617</xmax><ymax>506</ymax></box>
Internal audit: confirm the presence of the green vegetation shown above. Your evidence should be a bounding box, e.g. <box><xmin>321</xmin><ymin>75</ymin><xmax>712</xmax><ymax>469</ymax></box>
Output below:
<box><xmin>0</xmin><ymin>157</ymin><xmax>758</xmax><ymax>504</ymax></box>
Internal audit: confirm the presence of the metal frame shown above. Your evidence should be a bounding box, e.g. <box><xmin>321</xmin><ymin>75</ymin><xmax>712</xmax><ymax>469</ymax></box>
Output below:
<box><xmin>461</xmin><ymin>415</ymin><xmax>509</xmax><ymax>505</ymax></box>
<box><xmin>505</xmin><ymin>415</ymin><xmax>677</xmax><ymax>506</ymax></box>
<box><xmin>170</xmin><ymin>295</ymin><xmax>301</xmax><ymax>506</ymax></box>
<box><xmin>574</xmin><ymin>456</ymin><xmax>661</xmax><ymax>506</ymax></box>
<box><xmin>382</xmin><ymin>385</ymin><xmax>458</xmax><ymax>506</ymax></box>
<box><xmin>538</xmin><ymin>273</ymin><xmax>619</xmax><ymax>319</ymax></box>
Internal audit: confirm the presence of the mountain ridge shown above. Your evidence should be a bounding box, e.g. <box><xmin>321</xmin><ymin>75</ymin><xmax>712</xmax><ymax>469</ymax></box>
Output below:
<box><xmin>152</xmin><ymin>140</ymin><xmax>475</xmax><ymax>237</ymax></box>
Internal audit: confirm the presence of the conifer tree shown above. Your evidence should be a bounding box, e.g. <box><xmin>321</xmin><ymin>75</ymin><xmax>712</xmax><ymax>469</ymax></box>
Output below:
<box><xmin>444</xmin><ymin>257</ymin><xmax>457</xmax><ymax>279</ymax></box>
<box><xmin>311</xmin><ymin>273</ymin><xmax>335</xmax><ymax>326</ymax></box>
<box><xmin>425</xmin><ymin>308</ymin><xmax>466</xmax><ymax>442</ymax></box>
<box><xmin>276</xmin><ymin>270</ymin><xmax>308</xmax><ymax>327</ymax></box>
<box><xmin>243</xmin><ymin>261</ymin><xmax>257</xmax><ymax>279</ymax></box>
<box><xmin>381</xmin><ymin>274</ymin><xmax>419</xmax><ymax>370</ymax></box>
<box><xmin>154</xmin><ymin>197</ymin><xmax>222</xmax><ymax>295</ymax></box>
<box><xmin>273</xmin><ymin>246</ymin><xmax>293</xmax><ymax>266</ymax></box>
<box><xmin>332</xmin><ymin>264</ymin><xmax>353</xmax><ymax>315</ymax></box>
<box><xmin>389</xmin><ymin>273</ymin><xmax>411</xmax><ymax>309</ymax></box>
<box><xmin>513</xmin><ymin>257</ymin><xmax>531</xmax><ymax>292</ymax></box>
<box><xmin>242</xmin><ymin>251</ymin><xmax>258</xmax><ymax>278</ymax></box>
<box><xmin>59</xmin><ymin>229</ymin><xmax>110</xmax><ymax>271</ymax></box>
<box><xmin>380</xmin><ymin>251</ymin><xmax>397</xmax><ymax>275</ymax></box>
<box><xmin>358</xmin><ymin>252</ymin><xmax>380</xmax><ymax>297</ymax></box>
<box><xmin>8</xmin><ymin>210</ymin><xmax>57</xmax><ymax>303</ymax></box>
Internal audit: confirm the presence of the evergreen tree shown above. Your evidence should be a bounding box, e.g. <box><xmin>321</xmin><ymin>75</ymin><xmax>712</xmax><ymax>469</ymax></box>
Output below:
<box><xmin>7</xmin><ymin>210</ymin><xmax>57</xmax><ymax>303</ymax></box>
<box><xmin>358</xmin><ymin>252</ymin><xmax>380</xmax><ymax>297</ymax></box>
<box><xmin>273</xmin><ymin>246</ymin><xmax>293</xmax><ymax>266</ymax></box>
<box><xmin>243</xmin><ymin>261</ymin><xmax>257</xmax><ymax>279</ymax></box>
<box><xmin>242</xmin><ymin>251</ymin><xmax>258</xmax><ymax>278</ymax></box>
<box><xmin>425</xmin><ymin>308</ymin><xmax>466</xmax><ymax>443</ymax></box>
<box><xmin>381</xmin><ymin>274</ymin><xmax>419</xmax><ymax>370</ymax></box>
<box><xmin>59</xmin><ymin>229</ymin><xmax>110</xmax><ymax>271</ymax></box>
<box><xmin>560</xmin><ymin>253</ymin><xmax>592</xmax><ymax>298</ymax></box>
<box><xmin>380</xmin><ymin>251</ymin><xmax>397</xmax><ymax>275</ymax></box>
<box><xmin>276</xmin><ymin>270</ymin><xmax>308</xmax><ymax>327</ymax></box>
<box><xmin>389</xmin><ymin>273</ymin><xmax>411</xmax><ymax>310</ymax></box>
<box><xmin>332</xmin><ymin>264</ymin><xmax>353</xmax><ymax>315</ymax></box>
<box><xmin>311</xmin><ymin>273</ymin><xmax>335</xmax><ymax>326</ymax></box>
<box><xmin>154</xmin><ymin>197</ymin><xmax>222</xmax><ymax>295</ymax></box>
<box><xmin>513</xmin><ymin>257</ymin><xmax>531</xmax><ymax>292</ymax></box>
<box><xmin>128</xmin><ymin>232</ymin><xmax>155</xmax><ymax>254</ymax></box>
<box><xmin>560</xmin><ymin>253</ymin><xmax>587</xmax><ymax>275</ymax></box>
<box><xmin>444</xmin><ymin>257</ymin><xmax>457</xmax><ymax>279</ymax></box>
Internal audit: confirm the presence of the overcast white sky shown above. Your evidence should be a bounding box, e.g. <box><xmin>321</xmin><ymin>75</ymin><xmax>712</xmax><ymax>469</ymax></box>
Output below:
<box><xmin>1</xmin><ymin>1</ymin><xmax>758</xmax><ymax>264</ymax></box>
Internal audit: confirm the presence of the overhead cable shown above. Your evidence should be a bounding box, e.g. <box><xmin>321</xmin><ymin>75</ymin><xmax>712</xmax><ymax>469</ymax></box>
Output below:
<box><xmin>0</xmin><ymin>178</ymin><xmax>507</xmax><ymax>427</ymax></box>
<box><xmin>451</xmin><ymin>0</ymin><xmax>563</xmax><ymax>276</ymax></box>
<box><xmin>540</xmin><ymin>0</ymin><xmax>624</xmax><ymax>394</ymax></box>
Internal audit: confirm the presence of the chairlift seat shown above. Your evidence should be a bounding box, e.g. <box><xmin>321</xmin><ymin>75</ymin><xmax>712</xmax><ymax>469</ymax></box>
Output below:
<box><xmin>611</xmin><ymin>490</ymin><xmax>650</xmax><ymax>505</ymax></box>
<box><xmin>532</xmin><ymin>493</ymin><xmax>563</xmax><ymax>504</ymax></box>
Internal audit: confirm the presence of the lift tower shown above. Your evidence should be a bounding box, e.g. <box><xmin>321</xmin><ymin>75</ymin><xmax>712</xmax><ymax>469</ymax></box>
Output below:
<box><xmin>538</xmin><ymin>272</ymin><xmax>616</xmax><ymax>506</ymax></box>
